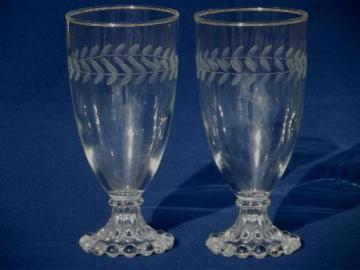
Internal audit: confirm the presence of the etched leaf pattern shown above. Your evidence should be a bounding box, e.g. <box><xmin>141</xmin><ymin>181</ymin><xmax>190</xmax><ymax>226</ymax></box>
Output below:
<box><xmin>196</xmin><ymin>44</ymin><xmax>307</xmax><ymax>86</ymax></box>
<box><xmin>68</xmin><ymin>44</ymin><xmax>178</xmax><ymax>86</ymax></box>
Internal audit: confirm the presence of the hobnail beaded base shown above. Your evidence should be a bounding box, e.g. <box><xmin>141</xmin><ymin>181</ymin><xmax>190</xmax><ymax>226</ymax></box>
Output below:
<box><xmin>206</xmin><ymin>195</ymin><xmax>301</xmax><ymax>259</ymax></box>
<box><xmin>79</xmin><ymin>198</ymin><xmax>174</xmax><ymax>258</ymax></box>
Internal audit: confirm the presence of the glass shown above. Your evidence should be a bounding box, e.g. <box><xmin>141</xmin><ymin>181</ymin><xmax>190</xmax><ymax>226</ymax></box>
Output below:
<box><xmin>194</xmin><ymin>7</ymin><xmax>308</xmax><ymax>258</ymax></box>
<box><xmin>66</xmin><ymin>5</ymin><xmax>179</xmax><ymax>257</ymax></box>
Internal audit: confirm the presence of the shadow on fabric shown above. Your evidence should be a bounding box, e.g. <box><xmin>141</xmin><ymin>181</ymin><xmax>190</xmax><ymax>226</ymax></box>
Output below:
<box><xmin>274</xmin><ymin>142</ymin><xmax>360</xmax><ymax>230</ymax></box>
<box><xmin>151</xmin><ymin>137</ymin><xmax>342</xmax><ymax>230</ymax></box>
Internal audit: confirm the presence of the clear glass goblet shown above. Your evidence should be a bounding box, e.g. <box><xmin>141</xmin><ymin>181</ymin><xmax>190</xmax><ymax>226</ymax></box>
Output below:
<box><xmin>194</xmin><ymin>8</ymin><xmax>308</xmax><ymax>258</ymax></box>
<box><xmin>65</xmin><ymin>5</ymin><xmax>179</xmax><ymax>257</ymax></box>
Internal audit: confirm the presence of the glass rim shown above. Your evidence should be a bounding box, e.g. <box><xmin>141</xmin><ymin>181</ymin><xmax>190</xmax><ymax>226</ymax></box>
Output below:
<box><xmin>194</xmin><ymin>7</ymin><xmax>308</xmax><ymax>27</ymax></box>
<box><xmin>65</xmin><ymin>5</ymin><xmax>179</xmax><ymax>27</ymax></box>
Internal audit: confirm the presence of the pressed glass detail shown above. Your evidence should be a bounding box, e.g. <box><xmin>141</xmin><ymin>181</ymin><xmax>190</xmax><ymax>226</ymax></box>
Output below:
<box><xmin>206</xmin><ymin>194</ymin><xmax>300</xmax><ymax>258</ymax></box>
<box><xmin>79</xmin><ymin>198</ymin><xmax>174</xmax><ymax>257</ymax></box>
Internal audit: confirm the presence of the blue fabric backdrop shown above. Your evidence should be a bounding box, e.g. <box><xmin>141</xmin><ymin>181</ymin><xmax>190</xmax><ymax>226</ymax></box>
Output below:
<box><xmin>0</xmin><ymin>0</ymin><xmax>359</xmax><ymax>269</ymax></box>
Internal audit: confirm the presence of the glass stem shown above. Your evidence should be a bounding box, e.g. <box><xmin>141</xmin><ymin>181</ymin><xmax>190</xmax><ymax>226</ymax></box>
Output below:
<box><xmin>108</xmin><ymin>196</ymin><xmax>146</xmax><ymax>230</ymax></box>
<box><xmin>235</xmin><ymin>192</ymin><xmax>271</xmax><ymax>230</ymax></box>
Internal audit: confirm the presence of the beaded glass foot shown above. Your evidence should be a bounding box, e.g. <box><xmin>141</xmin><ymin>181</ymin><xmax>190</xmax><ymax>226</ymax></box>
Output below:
<box><xmin>79</xmin><ymin>198</ymin><xmax>174</xmax><ymax>258</ymax></box>
<box><xmin>206</xmin><ymin>196</ymin><xmax>301</xmax><ymax>259</ymax></box>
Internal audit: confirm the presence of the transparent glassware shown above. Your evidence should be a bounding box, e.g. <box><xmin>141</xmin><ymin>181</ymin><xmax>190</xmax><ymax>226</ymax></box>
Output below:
<box><xmin>194</xmin><ymin>8</ymin><xmax>308</xmax><ymax>258</ymax></box>
<box><xmin>65</xmin><ymin>5</ymin><xmax>179</xmax><ymax>257</ymax></box>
